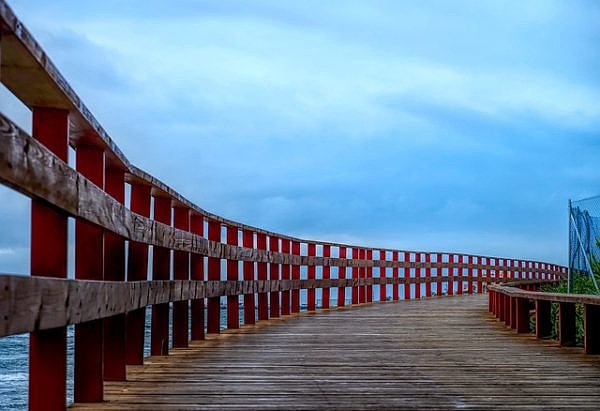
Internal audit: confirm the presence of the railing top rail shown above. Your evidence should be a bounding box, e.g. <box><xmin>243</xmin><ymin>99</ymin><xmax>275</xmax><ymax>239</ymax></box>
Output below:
<box><xmin>489</xmin><ymin>282</ymin><xmax>600</xmax><ymax>305</ymax></box>
<box><xmin>0</xmin><ymin>0</ymin><xmax>567</xmax><ymax>267</ymax></box>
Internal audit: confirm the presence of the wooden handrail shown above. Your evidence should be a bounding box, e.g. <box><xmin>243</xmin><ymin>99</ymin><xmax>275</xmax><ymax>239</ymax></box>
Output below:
<box><xmin>489</xmin><ymin>280</ymin><xmax>600</xmax><ymax>355</ymax></box>
<box><xmin>2</xmin><ymin>274</ymin><xmax>534</xmax><ymax>338</ymax></box>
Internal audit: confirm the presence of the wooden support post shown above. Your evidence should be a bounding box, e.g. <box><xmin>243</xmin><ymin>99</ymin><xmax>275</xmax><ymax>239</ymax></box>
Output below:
<box><xmin>74</xmin><ymin>145</ymin><xmax>105</xmax><ymax>403</ymax></box>
<box><xmin>173</xmin><ymin>207</ymin><xmax>190</xmax><ymax>346</ymax></box>
<box><xmin>489</xmin><ymin>290</ymin><xmax>494</xmax><ymax>313</ymax></box>
<box><xmin>478</xmin><ymin>257</ymin><xmax>484</xmax><ymax>294</ymax></box>
<box><xmin>516</xmin><ymin>298</ymin><xmax>530</xmax><ymax>333</ymax></box>
<box><xmin>207</xmin><ymin>220</ymin><xmax>222</xmax><ymax>332</ymax></box>
<box><xmin>535</xmin><ymin>300</ymin><xmax>552</xmax><ymax>339</ymax></box>
<box><xmin>498</xmin><ymin>294</ymin><xmax>505</xmax><ymax>322</ymax></box>
<box><xmin>495</xmin><ymin>293</ymin><xmax>502</xmax><ymax>319</ymax></box>
<box><xmin>467</xmin><ymin>255</ymin><xmax>474</xmax><ymax>295</ymax></box>
<box><xmin>269</xmin><ymin>236</ymin><xmax>280</xmax><ymax>317</ymax></box>
<box><xmin>307</xmin><ymin>243</ymin><xmax>316</xmax><ymax>311</ymax></box>
<box><xmin>126</xmin><ymin>183</ymin><xmax>151</xmax><ymax>363</ymax></box>
<box><xmin>584</xmin><ymin>304</ymin><xmax>600</xmax><ymax>355</ymax></box>
<box><xmin>323</xmin><ymin>245</ymin><xmax>331</xmax><ymax>309</ymax></box>
<box><xmin>151</xmin><ymin>196</ymin><xmax>171</xmax><ymax>353</ymax></box>
<box><xmin>29</xmin><ymin>108</ymin><xmax>69</xmax><ymax>411</ymax></box>
<box><xmin>415</xmin><ymin>252</ymin><xmax>421</xmax><ymax>299</ymax></box>
<box><xmin>448</xmin><ymin>254</ymin><xmax>454</xmax><ymax>296</ymax></box>
<box><xmin>281</xmin><ymin>239</ymin><xmax>291</xmax><ymax>315</ymax></box>
<box><xmin>243</xmin><ymin>230</ymin><xmax>256</xmax><ymax>323</ymax></box>
<box><xmin>436</xmin><ymin>253</ymin><xmax>442</xmax><ymax>297</ymax></box>
<box><xmin>457</xmin><ymin>255</ymin><xmax>464</xmax><ymax>295</ymax></box>
<box><xmin>425</xmin><ymin>253</ymin><xmax>431</xmax><ymax>298</ymax></box>
<box><xmin>393</xmin><ymin>251</ymin><xmax>399</xmax><ymax>301</ymax></box>
<box><xmin>509</xmin><ymin>297</ymin><xmax>517</xmax><ymax>329</ymax></box>
<box><xmin>352</xmin><ymin>248</ymin><xmax>359</xmax><ymax>304</ymax></box>
<box><xmin>103</xmin><ymin>167</ymin><xmax>126</xmax><ymax>381</ymax></box>
<box><xmin>227</xmin><ymin>226</ymin><xmax>240</xmax><ymax>328</ymax></box>
<box><xmin>503</xmin><ymin>294</ymin><xmax>511</xmax><ymax>326</ymax></box>
<box><xmin>338</xmin><ymin>247</ymin><xmax>346</xmax><ymax>307</ymax></box>
<box><xmin>559</xmin><ymin>302</ymin><xmax>576</xmax><ymax>347</ymax></box>
<box><xmin>366</xmin><ymin>249</ymin><xmax>373</xmax><ymax>303</ymax></box>
<box><xmin>379</xmin><ymin>250</ymin><xmax>387</xmax><ymax>302</ymax></box>
<box><xmin>257</xmin><ymin>233</ymin><xmax>268</xmax><ymax>320</ymax></box>
<box><xmin>404</xmin><ymin>252</ymin><xmax>411</xmax><ymax>299</ymax></box>
<box><xmin>190</xmin><ymin>215</ymin><xmax>205</xmax><ymax>339</ymax></box>
<box><xmin>291</xmin><ymin>241</ymin><xmax>300</xmax><ymax>313</ymax></box>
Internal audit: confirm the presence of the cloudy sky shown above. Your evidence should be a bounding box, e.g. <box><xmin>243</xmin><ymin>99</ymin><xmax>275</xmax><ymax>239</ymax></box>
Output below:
<box><xmin>1</xmin><ymin>0</ymin><xmax>599</xmax><ymax>274</ymax></box>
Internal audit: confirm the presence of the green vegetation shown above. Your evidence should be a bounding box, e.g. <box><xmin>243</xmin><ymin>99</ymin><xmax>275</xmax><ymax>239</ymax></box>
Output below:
<box><xmin>540</xmin><ymin>237</ymin><xmax>600</xmax><ymax>345</ymax></box>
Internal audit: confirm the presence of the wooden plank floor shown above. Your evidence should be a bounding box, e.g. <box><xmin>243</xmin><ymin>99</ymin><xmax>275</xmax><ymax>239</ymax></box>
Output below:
<box><xmin>71</xmin><ymin>295</ymin><xmax>600</xmax><ymax>410</ymax></box>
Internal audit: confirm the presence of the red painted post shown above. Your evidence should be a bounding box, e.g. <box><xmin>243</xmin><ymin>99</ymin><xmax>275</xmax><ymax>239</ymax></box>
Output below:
<box><xmin>584</xmin><ymin>304</ymin><xmax>600</xmax><ymax>354</ymax></box>
<box><xmin>307</xmin><ymin>243</ymin><xmax>316</xmax><ymax>311</ymax></box>
<box><xmin>515</xmin><ymin>298</ymin><xmax>530</xmax><ymax>333</ymax></box>
<box><xmin>496</xmin><ymin>293</ymin><xmax>501</xmax><ymax>318</ymax></box>
<box><xmin>415</xmin><ymin>252</ymin><xmax>421</xmax><ymax>299</ymax></box>
<box><xmin>173</xmin><ymin>207</ymin><xmax>190</xmax><ymax>347</ymax></box>
<box><xmin>535</xmin><ymin>300</ymin><xmax>552</xmax><ymax>339</ymax></box>
<box><xmin>227</xmin><ymin>226</ymin><xmax>240</xmax><ymax>328</ymax></box>
<box><xmin>323</xmin><ymin>245</ymin><xmax>331</xmax><ymax>309</ymax></box>
<box><xmin>436</xmin><ymin>253</ymin><xmax>442</xmax><ymax>297</ymax></box>
<box><xmin>366</xmin><ymin>249</ymin><xmax>373</xmax><ymax>303</ymax></box>
<box><xmin>404</xmin><ymin>252</ymin><xmax>410</xmax><ymax>299</ymax></box>
<box><xmin>393</xmin><ymin>251</ymin><xmax>399</xmax><ymax>301</ymax></box>
<box><xmin>269</xmin><ymin>236</ymin><xmax>280</xmax><ymax>318</ymax></box>
<box><xmin>559</xmin><ymin>302</ymin><xmax>576</xmax><ymax>346</ymax></box>
<box><xmin>489</xmin><ymin>290</ymin><xmax>494</xmax><ymax>313</ymax></box>
<box><xmin>291</xmin><ymin>240</ymin><xmax>301</xmax><ymax>313</ymax></box>
<box><xmin>29</xmin><ymin>108</ymin><xmax>69</xmax><ymax>411</ymax></box>
<box><xmin>242</xmin><ymin>229</ymin><xmax>256</xmax><ymax>323</ymax></box>
<box><xmin>103</xmin><ymin>167</ymin><xmax>126</xmax><ymax>381</ymax></box>
<box><xmin>360</xmin><ymin>249</ymin><xmax>367</xmax><ymax>303</ymax></box>
<box><xmin>379</xmin><ymin>250</ymin><xmax>387</xmax><ymax>302</ymax></box>
<box><xmin>207</xmin><ymin>219</ymin><xmax>222</xmax><ymax>333</ymax></box>
<box><xmin>503</xmin><ymin>294</ymin><xmax>511</xmax><ymax>326</ymax></box>
<box><xmin>74</xmin><ymin>145</ymin><xmax>105</xmax><ymax>403</ymax></box>
<box><xmin>448</xmin><ymin>254</ymin><xmax>454</xmax><ymax>296</ymax></box>
<box><xmin>509</xmin><ymin>297</ymin><xmax>517</xmax><ymax>329</ymax></box>
<box><xmin>281</xmin><ymin>239</ymin><xmax>291</xmax><ymax>315</ymax></box>
<box><xmin>467</xmin><ymin>255</ymin><xmax>474</xmax><ymax>295</ymax></box>
<box><xmin>478</xmin><ymin>257</ymin><xmax>484</xmax><ymax>294</ymax></box>
<box><xmin>498</xmin><ymin>294</ymin><xmax>505</xmax><ymax>322</ymax></box>
<box><xmin>352</xmin><ymin>248</ymin><xmax>359</xmax><ymax>304</ymax></box>
<box><xmin>126</xmin><ymin>183</ymin><xmax>151</xmax><ymax>364</ymax></box>
<box><xmin>425</xmin><ymin>253</ymin><xmax>431</xmax><ymax>298</ymax></box>
<box><xmin>338</xmin><ymin>247</ymin><xmax>347</xmax><ymax>307</ymax></box>
<box><xmin>151</xmin><ymin>196</ymin><xmax>171</xmax><ymax>354</ymax></box>
<box><xmin>257</xmin><ymin>232</ymin><xmax>268</xmax><ymax>320</ymax></box>
<box><xmin>458</xmin><ymin>255</ymin><xmax>466</xmax><ymax>295</ymax></box>
<box><xmin>190</xmin><ymin>214</ymin><xmax>205</xmax><ymax>339</ymax></box>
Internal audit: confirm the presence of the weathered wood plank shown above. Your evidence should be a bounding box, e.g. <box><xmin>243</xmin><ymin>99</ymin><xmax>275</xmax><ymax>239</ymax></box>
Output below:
<box><xmin>69</xmin><ymin>295</ymin><xmax>600</xmax><ymax>410</ymax></box>
<box><xmin>489</xmin><ymin>284</ymin><xmax>600</xmax><ymax>305</ymax></box>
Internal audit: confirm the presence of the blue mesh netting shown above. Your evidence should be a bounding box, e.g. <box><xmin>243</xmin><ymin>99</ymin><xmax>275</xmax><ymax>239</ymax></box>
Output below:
<box><xmin>569</xmin><ymin>195</ymin><xmax>600</xmax><ymax>293</ymax></box>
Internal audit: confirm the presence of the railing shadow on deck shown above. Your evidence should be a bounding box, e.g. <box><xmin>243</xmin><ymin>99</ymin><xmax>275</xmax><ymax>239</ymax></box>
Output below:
<box><xmin>0</xmin><ymin>0</ymin><xmax>573</xmax><ymax>409</ymax></box>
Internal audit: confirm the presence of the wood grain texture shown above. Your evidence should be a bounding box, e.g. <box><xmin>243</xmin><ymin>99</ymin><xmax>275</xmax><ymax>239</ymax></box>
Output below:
<box><xmin>489</xmin><ymin>284</ymin><xmax>600</xmax><ymax>305</ymax></box>
<box><xmin>1</xmin><ymin>274</ymin><xmax>540</xmax><ymax>337</ymax></box>
<box><xmin>69</xmin><ymin>295</ymin><xmax>600</xmax><ymax>410</ymax></box>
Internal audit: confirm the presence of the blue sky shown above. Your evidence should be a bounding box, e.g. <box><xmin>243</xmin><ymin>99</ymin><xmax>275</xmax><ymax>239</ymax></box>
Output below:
<box><xmin>1</xmin><ymin>0</ymin><xmax>599</xmax><ymax>274</ymax></box>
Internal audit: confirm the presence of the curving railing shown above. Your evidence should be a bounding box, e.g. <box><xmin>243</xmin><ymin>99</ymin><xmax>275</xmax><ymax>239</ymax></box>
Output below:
<box><xmin>0</xmin><ymin>1</ymin><xmax>569</xmax><ymax>409</ymax></box>
<box><xmin>489</xmin><ymin>281</ymin><xmax>600</xmax><ymax>355</ymax></box>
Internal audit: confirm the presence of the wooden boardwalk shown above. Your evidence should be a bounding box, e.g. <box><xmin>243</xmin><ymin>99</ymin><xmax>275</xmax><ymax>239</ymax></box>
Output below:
<box><xmin>71</xmin><ymin>295</ymin><xmax>600</xmax><ymax>410</ymax></box>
